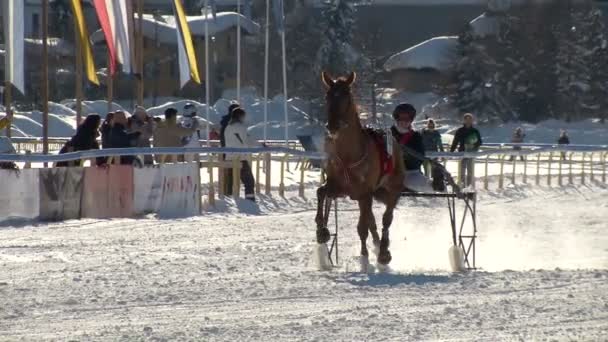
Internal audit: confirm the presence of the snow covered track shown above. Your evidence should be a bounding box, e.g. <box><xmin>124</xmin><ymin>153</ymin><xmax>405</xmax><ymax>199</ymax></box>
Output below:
<box><xmin>1</xmin><ymin>185</ymin><xmax>607</xmax><ymax>341</ymax></box>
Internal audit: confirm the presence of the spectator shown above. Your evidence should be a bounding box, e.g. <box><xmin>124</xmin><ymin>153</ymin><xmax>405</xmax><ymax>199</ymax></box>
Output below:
<box><xmin>180</xmin><ymin>102</ymin><xmax>201</xmax><ymax>163</ymax></box>
<box><xmin>224</xmin><ymin>108</ymin><xmax>262</xmax><ymax>201</ymax></box>
<box><xmin>221</xmin><ymin>103</ymin><xmax>240</xmax><ymax>195</ymax></box>
<box><xmin>153</xmin><ymin>107</ymin><xmax>199</xmax><ymax>163</ymax></box>
<box><xmin>107</xmin><ymin>111</ymin><xmax>141</xmax><ymax>165</ymax></box>
<box><xmin>56</xmin><ymin>114</ymin><xmax>103</xmax><ymax>167</ymax></box>
<box><xmin>558</xmin><ymin>130</ymin><xmax>570</xmax><ymax>160</ymax></box>
<box><xmin>510</xmin><ymin>127</ymin><xmax>525</xmax><ymax>161</ymax></box>
<box><xmin>390</xmin><ymin>103</ymin><xmax>431</xmax><ymax>192</ymax></box>
<box><xmin>421</xmin><ymin>118</ymin><xmax>444</xmax><ymax>182</ymax></box>
<box><xmin>129</xmin><ymin>106</ymin><xmax>156</xmax><ymax>165</ymax></box>
<box><xmin>450</xmin><ymin>113</ymin><xmax>482</xmax><ymax>188</ymax></box>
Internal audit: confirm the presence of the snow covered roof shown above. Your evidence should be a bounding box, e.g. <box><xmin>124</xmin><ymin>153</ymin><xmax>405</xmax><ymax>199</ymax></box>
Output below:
<box><xmin>91</xmin><ymin>12</ymin><xmax>260</xmax><ymax>46</ymax></box>
<box><xmin>0</xmin><ymin>38</ymin><xmax>75</xmax><ymax>58</ymax></box>
<box><xmin>384</xmin><ymin>36</ymin><xmax>460</xmax><ymax>72</ymax></box>
<box><xmin>470</xmin><ymin>13</ymin><xmax>499</xmax><ymax>38</ymax></box>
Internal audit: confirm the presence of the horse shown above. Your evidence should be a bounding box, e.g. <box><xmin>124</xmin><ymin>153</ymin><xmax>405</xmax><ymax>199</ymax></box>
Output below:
<box><xmin>315</xmin><ymin>71</ymin><xmax>406</xmax><ymax>267</ymax></box>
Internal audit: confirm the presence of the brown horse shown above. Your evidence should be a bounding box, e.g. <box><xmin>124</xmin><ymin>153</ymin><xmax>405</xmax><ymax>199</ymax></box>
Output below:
<box><xmin>316</xmin><ymin>71</ymin><xmax>405</xmax><ymax>266</ymax></box>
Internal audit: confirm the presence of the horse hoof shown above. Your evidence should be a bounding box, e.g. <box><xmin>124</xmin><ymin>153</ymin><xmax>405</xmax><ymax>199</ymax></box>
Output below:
<box><xmin>372</xmin><ymin>241</ymin><xmax>381</xmax><ymax>257</ymax></box>
<box><xmin>377</xmin><ymin>250</ymin><xmax>392</xmax><ymax>265</ymax></box>
<box><xmin>316</xmin><ymin>228</ymin><xmax>331</xmax><ymax>244</ymax></box>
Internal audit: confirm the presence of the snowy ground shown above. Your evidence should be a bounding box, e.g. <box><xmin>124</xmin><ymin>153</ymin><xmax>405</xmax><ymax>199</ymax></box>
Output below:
<box><xmin>1</xmin><ymin>181</ymin><xmax>607</xmax><ymax>341</ymax></box>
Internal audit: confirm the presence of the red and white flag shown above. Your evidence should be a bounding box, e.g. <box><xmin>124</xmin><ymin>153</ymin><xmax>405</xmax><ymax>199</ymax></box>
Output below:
<box><xmin>93</xmin><ymin>0</ymin><xmax>134</xmax><ymax>75</ymax></box>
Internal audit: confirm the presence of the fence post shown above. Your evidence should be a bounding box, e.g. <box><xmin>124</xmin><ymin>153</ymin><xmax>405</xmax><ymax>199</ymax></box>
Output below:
<box><xmin>523</xmin><ymin>155</ymin><xmax>528</xmax><ymax>184</ymax></box>
<box><xmin>602</xmin><ymin>152</ymin><xmax>608</xmax><ymax>183</ymax></box>
<box><xmin>24</xmin><ymin>150</ymin><xmax>32</xmax><ymax>169</ymax></box>
<box><xmin>208</xmin><ymin>154</ymin><xmax>215</xmax><ymax>207</ymax></box>
<box><xmin>299</xmin><ymin>158</ymin><xmax>306</xmax><ymax>198</ymax></box>
<box><xmin>536</xmin><ymin>153</ymin><xmax>541</xmax><ymax>186</ymax></box>
<box><xmin>547</xmin><ymin>152</ymin><xmax>553</xmax><ymax>186</ymax></box>
<box><xmin>499</xmin><ymin>155</ymin><xmax>505</xmax><ymax>189</ymax></box>
<box><xmin>279</xmin><ymin>154</ymin><xmax>286</xmax><ymax>197</ymax></box>
<box><xmin>265</xmin><ymin>153</ymin><xmax>271</xmax><ymax>195</ymax></box>
<box><xmin>590</xmin><ymin>152</ymin><xmax>595</xmax><ymax>182</ymax></box>
<box><xmin>568</xmin><ymin>152</ymin><xmax>574</xmax><ymax>185</ymax></box>
<box><xmin>511</xmin><ymin>155</ymin><xmax>516</xmax><ymax>185</ymax></box>
<box><xmin>255</xmin><ymin>154</ymin><xmax>261</xmax><ymax>195</ymax></box>
<box><xmin>484</xmin><ymin>155</ymin><xmax>490</xmax><ymax>190</ymax></box>
<box><xmin>558</xmin><ymin>152</ymin><xmax>563</xmax><ymax>186</ymax></box>
<box><xmin>232</xmin><ymin>158</ymin><xmax>240</xmax><ymax>199</ymax></box>
<box><xmin>582</xmin><ymin>152</ymin><xmax>587</xmax><ymax>185</ymax></box>
<box><xmin>457</xmin><ymin>160</ymin><xmax>463</xmax><ymax>186</ymax></box>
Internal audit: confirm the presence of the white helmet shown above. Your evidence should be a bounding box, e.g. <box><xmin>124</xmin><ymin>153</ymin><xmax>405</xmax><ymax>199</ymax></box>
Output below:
<box><xmin>183</xmin><ymin>102</ymin><xmax>197</xmax><ymax>118</ymax></box>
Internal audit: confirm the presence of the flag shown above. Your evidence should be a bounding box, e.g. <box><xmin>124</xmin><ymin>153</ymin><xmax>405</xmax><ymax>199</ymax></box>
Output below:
<box><xmin>173</xmin><ymin>0</ymin><xmax>201</xmax><ymax>88</ymax></box>
<box><xmin>71</xmin><ymin>0</ymin><xmax>99</xmax><ymax>85</ymax></box>
<box><xmin>2</xmin><ymin>0</ymin><xmax>25</xmax><ymax>94</ymax></box>
<box><xmin>272</xmin><ymin>0</ymin><xmax>285</xmax><ymax>34</ymax></box>
<box><xmin>93</xmin><ymin>0</ymin><xmax>134</xmax><ymax>75</ymax></box>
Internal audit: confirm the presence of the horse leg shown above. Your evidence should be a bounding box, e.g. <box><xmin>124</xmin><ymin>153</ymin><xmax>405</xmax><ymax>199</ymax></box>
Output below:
<box><xmin>315</xmin><ymin>185</ymin><xmax>331</xmax><ymax>244</ymax></box>
<box><xmin>357</xmin><ymin>196</ymin><xmax>373</xmax><ymax>257</ymax></box>
<box><xmin>378</xmin><ymin>192</ymin><xmax>400</xmax><ymax>265</ymax></box>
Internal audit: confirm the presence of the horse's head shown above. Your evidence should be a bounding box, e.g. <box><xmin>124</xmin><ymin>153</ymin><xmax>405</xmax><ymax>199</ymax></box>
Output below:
<box><xmin>322</xmin><ymin>71</ymin><xmax>357</xmax><ymax>136</ymax></box>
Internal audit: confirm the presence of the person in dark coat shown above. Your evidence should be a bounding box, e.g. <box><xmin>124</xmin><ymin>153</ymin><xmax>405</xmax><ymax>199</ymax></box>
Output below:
<box><xmin>221</xmin><ymin>103</ymin><xmax>240</xmax><ymax>195</ymax></box>
<box><xmin>107</xmin><ymin>111</ymin><xmax>141</xmax><ymax>165</ymax></box>
<box><xmin>510</xmin><ymin>127</ymin><xmax>525</xmax><ymax>161</ymax></box>
<box><xmin>100</xmin><ymin>112</ymin><xmax>114</xmax><ymax>149</ymax></box>
<box><xmin>56</xmin><ymin>114</ymin><xmax>104</xmax><ymax>167</ymax></box>
<box><xmin>450</xmin><ymin>113</ymin><xmax>482</xmax><ymax>187</ymax></box>
<box><xmin>558</xmin><ymin>130</ymin><xmax>570</xmax><ymax>160</ymax></box>
<box><xmin>390</xmin><ymin>103</ymin><xmax>431</xmax><ymax>192</ymax></box>
<box><xmin>421</xmin><ymin>118</ymin><xmax>446</xmax><ymax>190</ymax></box>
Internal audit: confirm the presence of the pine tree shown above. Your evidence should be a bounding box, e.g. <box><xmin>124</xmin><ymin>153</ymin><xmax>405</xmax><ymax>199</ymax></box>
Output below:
<box><xmin>315</xmin><ymin>0</ymin><xmax>359</xmax><ymax>77</ymax></box>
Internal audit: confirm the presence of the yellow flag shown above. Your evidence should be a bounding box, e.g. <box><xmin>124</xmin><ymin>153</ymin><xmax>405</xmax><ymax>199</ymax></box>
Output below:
<box><xmin>71</xmin><ymin>0</ymin><xmax>99</xmax><ymax>85</ymax></box>
<box><xmin>173</xmin><ymin>0</ymin><xmax>201</xmax><ymax>85</ymax></box>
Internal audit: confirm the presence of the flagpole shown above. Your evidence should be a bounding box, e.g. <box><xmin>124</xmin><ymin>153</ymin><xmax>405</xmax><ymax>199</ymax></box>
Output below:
<box><xmin>75</xmin><ymin>24</ymin><xmax>83</xmax><ymax>125</ymax></box>
<box><xmin>107</xmin><ymin>51</ymin><xmax>113</xmax><ymax>113</ymax></box>
<box><xmin>263</xmin><ymin>0</ymin><xmax>269</xmax><ymax>143</ymax></box>
<box><xmin>137</xmin><ymin>0</ymin><xmax>144</xmax><ymax>106</ymax></box>
<box><xmin>280</xmin><ymin>9</ymin><xmax>288</xmax><ymax>145</ymax></box>
<box><xmin>4</xmin><ymin>81</ymin><xmax>12</xmax><ymax>137</ymax></box>
<box><xmin>205</xmin><ymin>0</ymin><xmax>211</xmax><ymax>146</ymax></box>
<box><xmin>236</xmin><ymin>0</ymin><xmax>241</xmax><ymax>103</ymax></box>
<box><xmin>42</xmin><ymin>0</ymin><xmax>49</xmax><ymax>160</ymax></box>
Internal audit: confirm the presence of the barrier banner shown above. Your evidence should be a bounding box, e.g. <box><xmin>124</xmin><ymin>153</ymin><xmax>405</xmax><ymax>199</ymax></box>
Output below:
<box><xmin>108</xmin><ymin>165</ymin><xmax>134</xmax><ymax>218</ymax></box>
<box><xmin>39</xmin><ymin>167</ymin><xmax>84</xmax><ymax>221</ymax></box>
<box><xmin>133</xmin><ymin>166</ymin><xmax>163</xmax><ymax>215</ymax></box>
<box><xmin>81</xmin><ymin>165</ymin><xmax>134</xmax><ymax>218</ymax></box>
<box><xmin>159</xmin><ymin>163</ymin><xmax>200</xmax><ymax>218</ymax></box>
<box><xmin>0</xmin><ymin>169</ymin><xmax>40</xmax><ymax>220</ymax></box>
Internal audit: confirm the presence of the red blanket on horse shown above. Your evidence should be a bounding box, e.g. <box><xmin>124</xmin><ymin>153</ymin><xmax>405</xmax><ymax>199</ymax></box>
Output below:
<box><xmin>365</xmin><ymin>128</ymin><xmax>394</xmax><ymax>176</ymax></box>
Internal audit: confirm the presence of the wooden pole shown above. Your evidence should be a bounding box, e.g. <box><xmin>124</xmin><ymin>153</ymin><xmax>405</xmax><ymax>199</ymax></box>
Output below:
<box><xmin>42</xmin><ymin>0</ymin><xmax>49</xmax><ymax>162</ymax></box>
<box><xmin>107</xmin><ymin>53</ymin><xmax>113</xmax><ymax>113</ymax></box>
<box><xmin>4</xmin><ymin>81</ymin><xmax>12</xmax><ymax>137</ymax></box>
<box><xmin>547</xmin><ymin>152</ymin><xmax>553</xmax><ymax>186</ymax></box>
<box><xmin>137</xmin><ymin>0</ymin><xmax>144</xmax><ymax>105</ymax></box>
<box><xmin>75</xmin><ymin>25</ymin><xmax>83</xmax><ymax>125</ymax></box>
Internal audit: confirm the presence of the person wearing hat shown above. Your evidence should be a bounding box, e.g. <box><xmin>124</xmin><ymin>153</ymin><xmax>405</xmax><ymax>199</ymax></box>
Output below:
<box><xmin>153</xmin><ymin>107</ymin><xmax>199</xmax><ymax>163</ymax></box>
<box><xmin>129</xmin><ymin>106</ymin><xmax>156</xmax><ymax>165</ymax></box>
<box><xmin>180</xmin><ymin>102</ymin><xmax>201</xmax><ymax>163</ymax></box>
<box><xmin>390</xmin><ymin>103</ymin><xmax>432</xmax><ymax>192</ymax></box>
<box><xmin>450</xmin><ymin>113</ymin><xmax>482</xmax><ymax>187</ymax></box>
<box><xmin>224</xmin><ymin>107</ymin><xmax>263</xmax><ymax>201</ymax></box>
<box><xmin>557</xmin><ymin>129</ymin><xmax>570</xmax><ymax>160</ymax></box>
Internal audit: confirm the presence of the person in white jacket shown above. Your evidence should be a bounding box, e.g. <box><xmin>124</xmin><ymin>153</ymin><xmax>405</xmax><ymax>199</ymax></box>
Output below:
<box><xmin>180</xmin><ymin>102</ymin><xmax>201</xmax><ymax>163</ymax></box>
<box><xmin>224</xmin><ymin>108</ymin><xmax>263</xmax><ymax>201</ymax></box>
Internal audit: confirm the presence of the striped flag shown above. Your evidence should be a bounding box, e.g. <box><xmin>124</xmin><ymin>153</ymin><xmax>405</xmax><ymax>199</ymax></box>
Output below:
<box><xmin>70</xmin><ymin>0</ymin><xmax>99</xmax><ymax>85</ymax></box>
<box><xmin>272</xmin><ymin>0</ymin><xmax>285</xmax><ymax>34</ymax></box>
<box><xmin>93</xmin><ymin>0</ymin><xmax>134</xmax><ymax>75</ymax></box>
<box><xmin>2</xmin><ymin>0</ymin><xmax>25</xmax><ymax>94</ymax></box>
<box><xmin>173</xmin><ymin>0</ymin><xmax>201</xmax><ymax>88</ymax></box>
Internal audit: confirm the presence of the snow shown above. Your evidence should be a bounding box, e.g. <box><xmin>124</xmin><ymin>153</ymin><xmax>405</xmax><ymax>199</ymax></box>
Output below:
<box><xmin>91</xmin><ymin>12</ymin><xmax>261</xmax><ymax>46</ymax></box>
<box><xmin>477</xmin><ymin>119</ymin><xmax>608</xmax><ymax>145</ymax></box>
<box><xmin>384</xmin><ymin>36</ymin><xmax>460</xmax><ymax>72</ymax></box>
<box><xmin>470</xmin><ymin>12</ymin><xmax>500</xmax><ymax>38</ymax></box>
<box><xmin>0</xmin><ymin>181</ymin><xmax>607</xmax><ymax>340</ymax></box>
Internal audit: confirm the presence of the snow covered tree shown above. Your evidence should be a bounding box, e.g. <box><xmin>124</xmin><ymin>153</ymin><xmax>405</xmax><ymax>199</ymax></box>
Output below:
<box><xmin>315</xmin><ymin>0</ymin><xmax>360</xmax><ymax>77</ymax></box>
